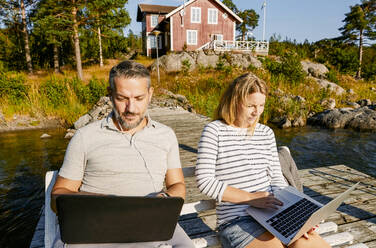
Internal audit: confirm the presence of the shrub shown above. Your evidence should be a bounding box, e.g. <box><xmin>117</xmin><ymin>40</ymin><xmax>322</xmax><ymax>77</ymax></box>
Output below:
<box><xmin>215</xmin><ymin>59</ymin><xmax>225</xmax><ymax>71</ymax></box>
<box><xmin>0</xmin><ymin>72</ymin><xmax>29</xmax><ymax>104</ymax></box>
<box><xmin>264</xmin><ymin>53</ymin><xmax>304</xmax><ymax>85</ymax></box>
<box><xmin>39</xmin><ymin>78</ymin><xmax>68</xmax><ymax>107</ymax></box>
<box><xmin>181</xmin><ymin>59</ymin><xmax>191</xmax><ymax>74</ymax></box>
<box><xmin>87</xmin><ymin>78</ymin><xmax>107</xmax><ymax>104</ymax></box>
<box><xmin>71</xmin><ymin>77</ymin><xmax>107</xmax><ymax>105</ymax></box>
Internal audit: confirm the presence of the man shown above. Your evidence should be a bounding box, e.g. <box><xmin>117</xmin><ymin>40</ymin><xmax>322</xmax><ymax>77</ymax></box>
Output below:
<box><xmin>51</xmin><ymin>60</ymin><xmax>194</xmax><ymax>248</ymax></box>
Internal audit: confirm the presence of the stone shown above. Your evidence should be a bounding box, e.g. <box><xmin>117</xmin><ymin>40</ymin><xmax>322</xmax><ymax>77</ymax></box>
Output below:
<box><xmin>301</xmin><ymin>61</ymin><xmax>329</xmax><ymax>78</ymax></box>
<box><xmin>175</xmin><ymin>94</ymin><xmax>188</xmax><ymax>104</ymax></box>
<box><xmin>294</xmin><ymin>95</ymin><xmax>306</xmax><ymax>103</ymax></box>
<box><xmin>346</xmin><ymin>101</ymin><xmax>360</xmax><ymax>109</ymax></box>
<box><xmin>292</xmin><ymin>116</ymin><xmax>305</xmax><ymax>127</ymax></box>
<box><xmin>321</xmin><ymin>98</ymin><xmax>336</xmax><ymax>110</ymax></box>
<box><xmin>196</xmin><ymin>50</ymin><xmax>219</xmax><ymax>68</ymax></box>
<box><xmin>312</xmin><ymin>78</ymin><xmax>345</xmax><ymax>95</ymax></box>
<box><xmin>64</xmin><ymin>130</ymin><xmax>76</xmax><ymax>139</ymax></box>
<box><xmin>348</xmin><ymin>89</ymin><xmax>355</xmax><ymax>94</ymax></box>
<box><xmin>275</xmin><ymin>117</ymin><xmax>291</xmax><ymax>129</ymax></box>
<box><xmin>153</xmin><ymin>52</ymin><xmax>196</xmax><ymax>73</ymax></box>
<box><xmin>307</xmin><ymin>107</ymin><xmax>376</xmax><ymax>131</ymax></box>
<box><xmin>74</xmin><ymin>114</ymin><xmax>92</xmax><ymax>130</ymax></box>
<box><xmin>356</xmin><ymin>99</ymin><xmax>372</xmax><ymax>107</ymax></box>
<box><xmin>274</xmin><ymin>89</ymin><xmax>284</xmax><ymax>96</ymax></box>
<box><xmin>40</xmin><ymin>133</ymin><xmax>51</xmax><ymax>139</ymax></box>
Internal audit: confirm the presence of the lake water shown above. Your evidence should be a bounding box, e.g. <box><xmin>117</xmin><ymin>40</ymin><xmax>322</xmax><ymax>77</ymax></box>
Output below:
<box><xmin>0</xmin><ymin>127</ymin><xmax>375</xmax><ymax>248</ymax></box>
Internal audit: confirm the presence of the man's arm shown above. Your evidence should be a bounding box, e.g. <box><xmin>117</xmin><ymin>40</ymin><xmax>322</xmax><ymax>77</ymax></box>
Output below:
<box><xmin>50</xmin><ymin>176</ymin><xmax>82</xmax><ymax>213</ymax></box>
<box><xmin>163</xmin><ymin>168</ymin><xmax>186</xmax><ymax>199</ymax></box>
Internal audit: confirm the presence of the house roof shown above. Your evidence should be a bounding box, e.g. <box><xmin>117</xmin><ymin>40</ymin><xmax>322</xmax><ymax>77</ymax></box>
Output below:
<box><xmin>137</xmin><ymin>4</ymin><xmax>178</xmax><ymax>22</ymax></box>
<box><xmin>165</xmin><ymin>0</ymin><xmax>243</xmax><ymax>23</ymax></box>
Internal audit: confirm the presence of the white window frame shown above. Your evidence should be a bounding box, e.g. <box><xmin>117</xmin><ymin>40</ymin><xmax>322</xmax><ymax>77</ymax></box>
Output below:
<box><xmin>191</xmin><ymin>7</ymin><xmax>201</xmax><ymax>23</ymax></box>
<box><xmin>151</xmin><ymin>15</ymin><xmax>158</xmax><ymax>27</ymax></box>
<box><xmin>212</xmin><ymin>34</ymin><xmax>223</xmax><ymax>41</ymax></box>
<box><xmin>208</xmin><ymin>8</ymin><xmax>218</xmax><ymax>24</ymax></box>
<box><xmin>186</xmin><ymin>30</ymin><xmax>198</xmax><ymax>45</ymax></box>
<box><xmin>149</xmin><ymin>35</ymin><xmax>162</xmax><ymax>49</ymax></box>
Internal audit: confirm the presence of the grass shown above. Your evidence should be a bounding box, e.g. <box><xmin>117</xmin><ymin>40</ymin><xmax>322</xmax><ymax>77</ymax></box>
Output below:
<box><xmin>1</xmin><ymin>57</ymin><xmax>375</xmax><ymax>128</ymax></box>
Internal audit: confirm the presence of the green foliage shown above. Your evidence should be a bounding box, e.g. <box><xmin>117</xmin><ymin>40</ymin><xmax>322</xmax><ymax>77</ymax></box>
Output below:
<box><xmin>221</xmin><ymin>0</ymin><xmax>238</xmax><ymax>13</ymax></box>
<box><xmin>39</xmin><ymin>78</ymin><xmax>68</xmax><ymax>107</ymax></box>
<box><xmin>264</xmin><ymin>53</ymin><xmax>305</xmax><ymax>84</ymax></box>
<box><xmin>236</xmin><ymin>9</ymin><xmax>259</xmax><ymax>40</ymax></box>
<box><xmin>181</xmin><ymin>59</ymin><xmax>191</xmax><ymax>74</ymax></box>
<box><xmin>326</xmin><ymin>69</ymin><xmax>340</xmax><ymax>85</ymax></box>
<box><xmin>0</xmin><ymin>72</ymin><xmax>29</xmax><ymax>104</ymax></box>
<box><xmin>339</xmin><ymin>0</ymin><xmax>376</xmax><ymax>78</ymax></box>
<box><xmin>71</xmin><ymin>77</ymin><xmax>107</xmax><ymax>104</ymax></box>
<box><xmin>215</xmin><ymin>59</ymin><xmax>225</xmax><ymax>71</ymax></box>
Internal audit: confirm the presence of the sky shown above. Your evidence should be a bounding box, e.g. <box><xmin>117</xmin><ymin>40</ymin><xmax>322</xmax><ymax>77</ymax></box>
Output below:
<box><xmin>125</xmin><ymin>0</ymin><xmax>361</xmax><ymax>43</ymax></box>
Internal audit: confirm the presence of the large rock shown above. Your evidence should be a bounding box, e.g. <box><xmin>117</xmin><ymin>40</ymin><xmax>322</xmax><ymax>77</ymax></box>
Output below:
<box><xmin>308</xmin><ymin>107</ymin><xmax>376</xmax><ymax>131</ymax></box>
<box><xmin>229</xmin><ymin>53</ymin><xmax>262</xmax><ymax>69</ymax></box>
<box><xmin>196</xmin><ymin>50</ymin><xmax>219</xmax><ymax>68</ymax></box>
<box><xmin>155</xmin><ymin>52</ymin><xmax>196</xmax><ymax>72</ymax></box>
<box><xmin>301</xmin><ymin>61</ymin><xmax>329</xmax><ymax>78</ymax></box>
<box><xmin>312</xmin><ymin>78</ymin><xmax>346</xmax><ymax>95</ymax></box>
<box><xmin>74</xmin><ymin>114</ymin><xmax>92</xmax><ymax>129</ymax></box>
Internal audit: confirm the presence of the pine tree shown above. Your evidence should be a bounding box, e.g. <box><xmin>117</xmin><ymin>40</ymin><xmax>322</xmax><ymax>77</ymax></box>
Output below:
<box><xmin>86</xmin><ymin>0</ymin><xmax>130</xmax><ymax>67</ymax></box>
<box><xmin>237</xmin><ymin>9</ymin><xmax>259</xmax><ymax>41</ymax></box>
<box><xmin>32</xmin><ymin>0</ymin><xmax>72</xmax><ymax>73</ymax></box>
<box><xmin>340</xmin><ymin>0</ymin><xmax>376</xmax><ymax>79</ymax></box>
<box><xmin>221</xmin><ymin>0</ymin><xmax>259</xmax><ymax>41</ymax></box>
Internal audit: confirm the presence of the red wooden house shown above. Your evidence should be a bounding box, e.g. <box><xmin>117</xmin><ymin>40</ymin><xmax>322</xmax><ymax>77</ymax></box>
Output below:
<box><xmin>137</xmin><ymin>0</ymin><xmax>243</xmax><ymax>57</ymax></box>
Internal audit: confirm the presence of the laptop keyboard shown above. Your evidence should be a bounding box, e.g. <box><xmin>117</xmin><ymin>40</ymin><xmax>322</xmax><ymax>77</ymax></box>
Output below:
<box><xmin>266</xmin><ymin>198</ymin><xmax>321</xmax><ymax>238</ymax></box>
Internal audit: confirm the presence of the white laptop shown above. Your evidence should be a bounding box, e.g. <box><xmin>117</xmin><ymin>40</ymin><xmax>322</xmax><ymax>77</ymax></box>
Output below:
<box><xmin>246</xmin><ymin>182</ymin><xmax>359</xmax><ymax>245</ymax></box>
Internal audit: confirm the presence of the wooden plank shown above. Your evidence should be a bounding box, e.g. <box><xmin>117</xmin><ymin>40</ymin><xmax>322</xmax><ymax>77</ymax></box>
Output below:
<box><xmin>337</xmin><ymin>217</ymin><xmax>376</xmax><ymax>244</ymax></box>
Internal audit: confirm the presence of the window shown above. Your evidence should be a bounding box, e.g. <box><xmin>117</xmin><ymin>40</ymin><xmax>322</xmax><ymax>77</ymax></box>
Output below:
<box><xmin>191</xmin><ymin>7</ymin><xmax>201</xmax><ymax>23</ymax></box>
<box><xmin>151</xmin><ymin>15</ymin><xmax>158</xmax><ymax>27</ymax></box>
<box><xmin>208</xmin><ymin>8</ymin><xmax>218</xmax><ymax>24</ymax></box>
<box><xmin>149</xmin><ymin>35</ymin><xmax>162</xmax><ymax>49</ymax></box>
<box><xmin>187</xmin><ymin>30</ymin><xmax>197</xmax><ymax>45</ymax></box>
<box><xmin>212</xmin><ymin>34</ymin><xmax>223</xmax><ymax>41</ymax></box>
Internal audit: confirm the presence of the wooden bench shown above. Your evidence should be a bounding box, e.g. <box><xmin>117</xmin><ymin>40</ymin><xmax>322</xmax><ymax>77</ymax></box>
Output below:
<box><xmin>41</xmin><ymin>158</ymin><xmax>369</xmax><ymax>248</ymax></box>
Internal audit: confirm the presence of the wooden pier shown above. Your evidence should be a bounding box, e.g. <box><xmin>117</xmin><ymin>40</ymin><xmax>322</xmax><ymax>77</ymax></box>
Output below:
<box><xmin>30</xmin><ymin>107</ymin><xmax>376</xmax><ymax>248</ymax></box>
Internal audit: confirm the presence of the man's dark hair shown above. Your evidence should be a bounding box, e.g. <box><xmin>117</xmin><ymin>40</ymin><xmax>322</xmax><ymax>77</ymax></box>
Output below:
<box><xmin>109</xmin><ymin>61</ymin><xmax>151</xmax><ymax>90</ymax></box>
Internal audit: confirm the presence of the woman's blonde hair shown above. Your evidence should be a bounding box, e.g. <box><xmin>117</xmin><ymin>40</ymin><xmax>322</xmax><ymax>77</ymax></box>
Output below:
<box><xmin>215</xmin><ymin>73</ymin><xmax>268</xmax><ymax>125</ymax></box>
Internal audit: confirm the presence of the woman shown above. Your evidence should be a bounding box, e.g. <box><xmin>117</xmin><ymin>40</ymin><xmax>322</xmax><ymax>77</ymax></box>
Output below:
<box><xmin>195</xmin><ymin>73</ymin><xmax>330</xmax><ymax>248</ymax></box>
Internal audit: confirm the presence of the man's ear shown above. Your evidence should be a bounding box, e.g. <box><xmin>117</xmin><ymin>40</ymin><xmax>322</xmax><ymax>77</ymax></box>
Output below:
<box><xmin>148</xmin><ymin>87</ymin><xmax>154</xmax><ymax>102</ymax></box>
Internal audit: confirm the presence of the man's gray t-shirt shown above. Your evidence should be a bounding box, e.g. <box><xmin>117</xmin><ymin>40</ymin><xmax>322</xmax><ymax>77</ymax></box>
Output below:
<box><xmin>59</xmin><ymin>113</ymin><xmax>182</xmax><ymax>196</ymax></box>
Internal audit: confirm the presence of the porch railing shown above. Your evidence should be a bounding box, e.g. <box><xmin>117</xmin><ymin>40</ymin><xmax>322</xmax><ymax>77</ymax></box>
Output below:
<box><xmin>200</xmin><ymin>40</ymin><xmax>269</xmax><ymax>54</ymax></box>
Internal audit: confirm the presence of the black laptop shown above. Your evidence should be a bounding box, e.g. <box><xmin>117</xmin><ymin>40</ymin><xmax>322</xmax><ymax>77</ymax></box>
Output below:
<box><xmin>56</xmin><ymin>194</ymin><xmax>184</xmax><ymax>244</ymax></box>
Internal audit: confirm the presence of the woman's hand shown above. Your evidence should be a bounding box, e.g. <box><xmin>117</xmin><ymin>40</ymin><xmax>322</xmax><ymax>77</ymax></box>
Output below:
<box><xmin>247</xmin><ymin>192</ymin><xmax>283</xmax><ymax>209</ymax></box>
<box><xmin>302</xmin><ymin>225</ymin><xmax>319</xmax><ymax>239</ymax></box>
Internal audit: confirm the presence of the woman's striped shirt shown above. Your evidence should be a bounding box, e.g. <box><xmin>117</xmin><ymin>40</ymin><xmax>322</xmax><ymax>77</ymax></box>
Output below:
<box><xmin>195</xmin><ymin>120</ymin><xmax>288</xmax><ymax>226</ymax></box>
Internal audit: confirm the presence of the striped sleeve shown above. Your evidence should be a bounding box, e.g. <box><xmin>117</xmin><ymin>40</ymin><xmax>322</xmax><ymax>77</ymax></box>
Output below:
<box><xmin>195</xmin><ymin>123</ymin><xmax>228</xmax><ymax>203</ymax></box>
<box><xmin>266</xmin><ymin>127</ymin><xmax>288</xmax><ymax>191</ymax></box>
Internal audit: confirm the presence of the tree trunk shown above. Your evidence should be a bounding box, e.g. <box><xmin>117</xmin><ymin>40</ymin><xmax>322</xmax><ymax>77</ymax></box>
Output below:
<box><xmin>98</xmin><ymin>26</ymin><xmax>103</xmax><ymax>67</ymax></box>
<box><xmin>53</xmin><ymin>42</ymin><xmax>60</xmax><ymax>73</ymax></box>
<box><xmin>20</xmin><ymin>0</ymin><xmax>32</xmax><ymax>73</ymax></box>
<box><xmin>356</xmin><ymin>29</ymin><xmax>363</xmax><ymax>79</ymax></box>
<box><xmin>72</xmin><ymin>1</ymin><xmax>83</xmax><ymax>80</ymax></box>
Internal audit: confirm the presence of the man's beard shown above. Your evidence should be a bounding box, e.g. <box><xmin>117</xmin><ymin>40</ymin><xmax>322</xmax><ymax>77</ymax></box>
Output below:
<box><xmin>113</xmin><ymin>108</ymin><xmax>147</xmax><ymax>131</ymax></box>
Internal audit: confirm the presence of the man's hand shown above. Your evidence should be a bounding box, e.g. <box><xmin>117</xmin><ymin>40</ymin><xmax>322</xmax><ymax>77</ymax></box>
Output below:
<box><xmin>247</xmin><ymin>192</ymin><xmax>283</xmax><ymax>209</ymax></box>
